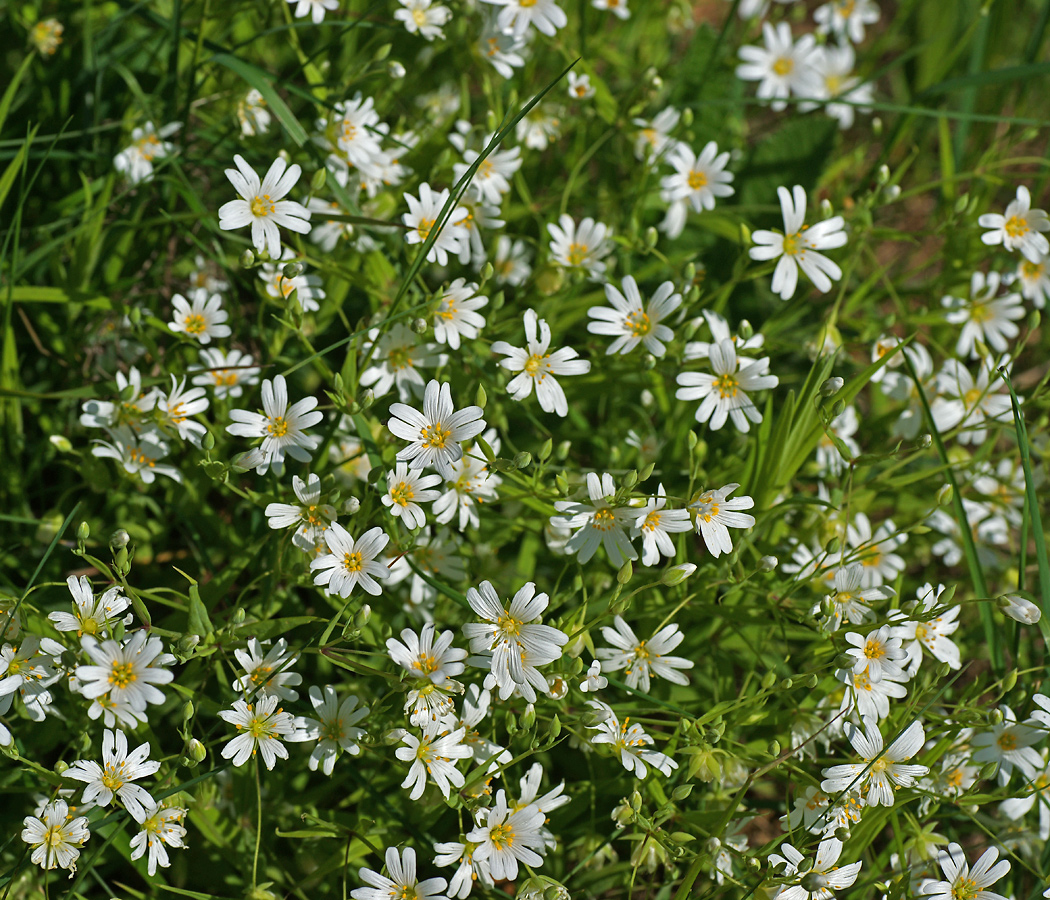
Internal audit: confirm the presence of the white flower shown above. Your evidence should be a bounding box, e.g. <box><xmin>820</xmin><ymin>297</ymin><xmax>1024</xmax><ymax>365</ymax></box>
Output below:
<box><xmin>237</xmin><ymin>89</ymin><xmax>271</xmax><ymax>136</ymax></box>
<box><xmin>259</xmin><ymin>248</ymin><xmax>326</xmax><ymax>313</ymax></box>
<box><xmin>226</xmin><ymin>375</ymin><xmax>323</xmax><ymax>476</ymax></box>
<box><xmin>632</xmin><ymin>106</ymin><xmax>681</xmax><ymax>162</ymax></box>
<box><xmin>387</xmin><ymin>623</ymin><xmax>467</xmax><ymax>685</ymax></box>
<box><xmin>920</xmin><ymin>843</ymin><xmax>1010</xmax><ymax>900</ymax></box>
<box><xmin>21</xmin><ymin>800</ymin><xmax>90</xmax><ymax>873</ymax></box>
<box><xmin>492</xmin><ymin>309</ymin><xmax>590</xmax><ymax>416</ymax></box>
<box><xmin>113</xmin><ymin>122</ymin><xmax>180</xmax><ymax>185</ymax></box>
<box><xmin>683</xmin><ymin>309</ymin><xmax>765</xmax><ymax>362</ymax></box>
<box><xmin>586</xmin><ymin>699</ymin><xmax>678</xmax><ymax>777</ymax></box>
<box><xmin>168</xmin><ymin>289</ymin><xmax>230</xmax><ymax>344</ymax></box>
<box><xmin>597</xmin><ymin>615</ymin><xmax>693</xmax><ymax>692</ymax></box>
<box><xmin>432</xmin><ymin>433</ymin><xmax>502</xmax><ymax>531</ymax></box>
<box><xmin>232</xmin><ymin>638</ymin><xmax>302</xmax><ymax>702</ymax></box>
<box><xmin>814</xmin><ymin>0</ymin><xmax>880</xmax><ymax>43</ymax></box>
<box><xmin>659</xmin><ymin>142</ymin><xmax>735</xmax><ymax>238</ymax></box>
<box><xmin>1002</xmin><ymin>594</ymin><xmax>1042</xmax><ymax>624</ymax></box>
<box><xmin>75</xmin><ymin>630</ymin><xmax>175</xmax><ymax>713</ymax></box>
<box><xmin>218</xmin><ymin>155</ymin><xmax>312</xmax><ymax>260</ymax></box>
<box><xmin>387</xmin><ymin>380</ymin><xmax>486</xmax><ymax>479</ymax></box>
<box><xmin>547</xmin><ymin>214</ymin><xmax>614</xmax><ymax>280</ymax></box>
<box><xmin>845</xmin><ymin>512</ymin><xmax>907</xmax><ymax>588</ymax></box>
<box><xmin>1016</xmin><ymin>254</ymin><xmax>1050</xmax><ymax>307</ymax></box>
<box><xmin>288</xmin><ymin>686</ymin><xmax>368</xmax><ymax>775</ymax></box>
<box><xmin>836</xmin><ymin>665</ymin><xmax>907</xmax><ymax>722</ymax></box>
<box><xmin>467</xmin><ymin>790</ymin><xmax>548</xmax><ymax>881</ymax></box>
<box><xmin>588</xmin><ymin>276</ymin><xmax>680</xmax><ymax>357</ymax></box>
<box><xmin>676</xmin><ymin>338</ymin><xmax>778</xmax><ymax>432</ymax></box>
<box><xmin>551</xmin><ymin>472</ymin><xmax>638</xmax><ymax>566</ymax></box>
<box><xmin>516</xmin><ymin>106</ymin><xmax>563</xmax><ymax>150</ymax></box>
<box><xmin>403</xmin><ymin>183</ymin><xmax>469</xmax><ymax>266</ymax></box>
<box><xmin>567</xmin><ymin>72</ymin><xmax>595</xmax><ymax>99</ymax></box>
<box><xmin>979</xmin><ymin>185</ymin><xmax>1050</xmax><ymax>262</ymax></box>
<box><xmin>288</xmin><ymin>0</ymin><xmax>339</xmax><ymax>23</ymax></box>
<box><xmin>382</xmin><ymin>461</ymin><xmax>443</xmax><ymax>530</ymax></box>
<box><xmin>480</xmin><ymin>0</ymin><xmax>567</xmax><ymax>39</ymax></box>
<box><xmin>735</xmin><ymin>22</ymin><xmax>818</xmax><ymax>112</ymax></box>
<box><xmin>942</xmin><ymin>271</ymin><xmax>1024</xmax><ymax>359</ymax></box>
<box><xmin>218</xmin><ymin>695</ymin><xmax>296</xmax><ymax>769</ymax></box>
<box><xmin>463</xmin><ymin>581</ymin><xmax>568</xmax><ymax>701</ymax></box>
<box><xmin>807</xmin><ymin>45</ymin><xmax>874</xmax><ymax>130</ymax></box>
<box><xmin>820</xmin><ymin>719</ymin><xmax>928</xmax><ymax>807</ymax></box>
<box><xmin>817</xmin><ymin>405</ymin><xmax>860</xmax><ymax>476</ymax></box>
<box><xmin>432</xmin><ymin>279</ymin><xmax>488</xmax><ymax>349</ymax></box>
<box><xmin>394</xmin><ymin>0</ymin><xmax>452</xmax><ymax>39</ymax></box>
<box><xmin>592</xmin><ymin>0</ymin><xmax>629</xmax><ymax>18</ymax></box>
<box><xmin>455</xmin><ymin>144</ymin><xmax>521</xmax><ymax>208</ymax></box>
<box><xmin>478</xmin><ymin>17</ymin><xmax>527</xmax><ymax>79</ymax></box>
<box><xmin>190</xmin><ymin>347</ymin><xmax>260</xmax><ymax>400</ymax></box>
<box><xmin>580</xmin><ymin>660</ymin><xmax>608</xmax><ymax>693</ymax></box>
<box><xmin>0</xmin><ymin>638</ymin><xmax>59</xmax><ymax>722</ymax></box>
<box><xmin>396</xmin><ymin>720</ymin><xmax>473</xmax><ymax>799</ymax></box>
<box><xmin>434</xmin><ymin>841</ymin><xmax>494</xmax><ymax>899</ymax></box>
<box><xmin>64</xmin><ymin>728</ymin><xmax>160</xmax><ymax>820</ymax></box>
<box><xmin>491</xmin><ymin>235</ymin><xmax>532</xmax><ymax>285</ymax></box>
<box><xmin>889</xmin><ymin>583</ymin><xmax>961</xmax><ymax>675</ymax></box>
<box><xmin>129</xmin><ymin>805</ymin><xmax>187</xmax><ymax>876</ymax></box>
<box><xmin>359</xmin><ymin>323</ymin><xmax>448</xmax><ymax>402</ymax></box>
<box><xmin>844</xmin><ymin>625</ymin><xmax>907</xmax><ymax>683</ymax></box>
<box><xmin>770</xmin><ymin>838</ymin><xmax>862</xmax><ymax>900</ymax></box>
<box><xmin>91</xmin><ymin>426</ymin><xmax>182</xmax><ymax>484</ymax></box>
<box><xmin>352</xmin><ymin>847</ymin><xmax>449</xmax><ymax>900</ymax></box>
<box><xmin>159</xmin><ymin>375</ymin><xmax>209</xmax><ymax>445</ymax></box>
<box><xmin>311</xmin><ymin>524</ymin><xmax>390</xmax><ymax>597</ymax></box>
<box><xmin>690</xmin><ymin>483</ymin><xmax>755</xmax><ymax>558</ymax></box>
<box><xmin>750</xmin><ymin>185</ymin><xmax>848</xmax><ymax>300</ymax></box>
<box><xmin>628</xmin><ymin>484</ymin><xmax>692</xmax><ymax>566</ymax></box>
<box><xmin>935</xmin><ymin>356</ymin><xmax>1014</xmax><ymax>445</ymax></box>
<box><xmin>79</xmin><ymin>366</ymin><xmax>158</xmax><ymax>431</ymax></box>
<box><xmin>49</xmin><ymin>575</ymin><xmax>130</xmax><ymax>638</ymax></box>
<box><xmin>265</xmin><ymin>473</ymin><xmax>337</xmax><ymax>553</ymax></box>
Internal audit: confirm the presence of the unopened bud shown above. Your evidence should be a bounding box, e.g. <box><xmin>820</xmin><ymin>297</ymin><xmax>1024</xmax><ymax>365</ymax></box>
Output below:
<box><xmin>240</xmin><ymin>249</ymin><xmax>255</xmax><ymax>268</ymax></box>
<box><xmin>388</xmin><ymin>60</ymin><xmax>406</xmax><ymax>79</ymax></box>
<box><xmin>980</xmin><ymin>761</ymin><xmax>999</xmax><ymax>781</ymax></box>
<box><xmin>200</xmin><ymin>431</ymin><xmax>215</xmax><ymax>451</ymax></box>
<box><xmin>373</xmin><ymin>43</ymin><xmax>391</xmax><ymax>61</ymax></box>
<box><xmin>475</xmin><ymin>384</ymin><xmax>487</xmax><ymax>408</ymax></box>
<box><xmin>514</xmin><ymin>451</ymin><xmax>532</xmax><ymax>469</ymax></box>
<box><xmin>877</xmin><ymin>164</ymin><xmax>890</xmax><ymax>185</ymax></box>
<box><xmin>642</xmin><ymin>352</ymin><xmax>657</xmax><ymax>370</ymax></box>
<box><xmin>761</xmin><ymin>671</ymin><xmax>777</xmax><ymax>689</ymax></box>
<box><xmin>917</xmin><ymin>433</ymin><xmax>933</xmax><ymax>449</ymax></box>
<box><xmin>738</xmin><ymin>319</ymin><xmax>753</xmax><ymax>340</ymax></box>
<box><xmin>662</xmin><ymin>563</ymin><xmax>697</xmax><ymax>586</ymax></box>
<box><xmin>806</xmin><ymin>673</ymin><xmax>819</xmax><ymax>688</ymax></box>
<box><xmin>884</xmin><ymin>184</ymin><xmax>901</xmax><ymax>201</ymax></box>
<box><xmin>54</xmin><ymin>760</ymin><xmax>69</xmax><ymax>775</ymax></box>
<box><xmin>767</xmin><ymin>740</ymin><xmax>781</xmax><ymax>757</ymax></box>
<box><xmin>820</xmin><ymin>377</ymin><xmax>844</xmax><ymax>398</ymax></box>
<box><xmin>231</xmin><ymin>607</ymin><xmax>246</xmax><ymax>625</ymax></box>
<box><xmin>282</xmin><ymin>261</ymin><xmax>304</xmax><ymax>280</ymax></box>
<box><xmin>520</xmin><ymin>704</ymin><xmax>536</xmax><ymax>730</ymax></box>
<box><xmin>110</xmin><ymin>529</ymin><xmax>130</xmax><ymax>551</ymax></box>
<box><xmin>411</xmin><ymin>317</ymin><xmax>427</xmax><ymax>335</ymax></box>
<box><xmin>872</xmin><ymin>116</ymin><xmax>883</xmax><ymax>135</ymax></box>
<box><xmin>182</xmin><ymin>701</ymin><xmax>195</xmax><ymax>722</ymax></box>
<box><xmin>830</xmin><ymin>399</ymin><xmax>845</xmax><ymax>418</ymax></box>
<box><xmin>538</xmin><ymin>438</ymin><xmax>553</xmax><ymax>461</ymax></box>
<box><xmin>548</xmin><ymin>715</ymin><xmax>561</xmax><ymax>740</ymax></box>
<box><xmin>49</xmin><ymin>434</ymin><xmax>73</xmax><ymax>453</ymax></box>
<box><xmin>820</xmin><ymin>198</ymin><xmax>833</xmax><ymax>218</ymax></box>
<box><xmin>357</xmin><ymin>388</ymin><xmax>374</xmax><ymax>411</ymax></box>
<box><xmin>780</xmin><ymin>677</ymin><xmax>793</xmax><ymax>690</ymax></box>
<box><xmin>989</xmin><ymin>708</ymin><xmax>1004</xmax><ymax>725</ymax></box>
<box><xmin>616</xmin><ymin>561</ymin><xmax>633</xmax><ymax>585</ymax></box>
<box><xmin>76</xmin><ymin>521</ymin><xmax>90</xmax><ymax>541</ymax></box>
<box><xmin>759</xmin><ymin>555</ymin><xmax>778</xmax><ymax>572</ymax></box>
<box><xmin>1028</xmin><ymin>310</ymin><xmax>1041</xmax><ymax>331</ymax></box>
<box><xmin>834</xmin><ymin>827</ymin><xmax>850</xmax><ymax>842</ymax></box>
<box><xmin>1001</xmin><ymin>669</ymin><xmax>1018</xmax><ymax>692</ymax></box>
<box><xmin>644</xmin><ymin>227</ymin><xmax>659</xmax><ymax>249</ymax></box>
<box><xmin>185</xmin><ymin>738</ymin><xmax>207</xmax><ymax>765</ymax></box>
<box><xmin>937</xmin><ymin>483</ymin><xmax>953</xmax><ymax>505</ymax></box>
<box><xmin>672</xmin><ymin>784</ymin><xmax>693</xmax><ymax>801</ymax></box>
<box><xmin>383</xmin><ymin>728</ymin><xmax>407</xmax><ymax>745</ymax></box>
<box><xmin>835</xmin><ymin>653</ymin><xmax>857</xmax><ymax>669</ymax></box>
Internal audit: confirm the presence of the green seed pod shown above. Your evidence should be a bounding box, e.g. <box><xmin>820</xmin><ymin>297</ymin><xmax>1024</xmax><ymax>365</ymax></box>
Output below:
<box><xmin>76</xmin><ymin>521</ymin><xmax>90</xmax><ymax>541</ymax></box>
<box><xmin>761</xmin><ymin>671</ymin><xmax>777</xmax><ymax>689</ymax></box>
<box><xmin>310</xmin><ymin>167</ymin><xmax>327</xmax><ymax>193</ymax></box>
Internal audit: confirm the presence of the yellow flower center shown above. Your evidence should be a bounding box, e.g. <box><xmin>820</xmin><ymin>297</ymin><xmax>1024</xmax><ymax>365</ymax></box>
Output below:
<box><xmin>520</xmin><ymin>0</ymin><xmax>538</xmax><ymax>6</ymax></box>
<box><xmin>687</xmin><ymin>170</ymin><xmax>708</xmax><ymax>190</ymax></box>
<box><xmin>109</xmin><ymin>660</ymin><xmax>137</xmax><ymax>688</ymax></box>
<box><xmin>997</xmin><ymin>731</ymin><xmax>1017</xmax><ymax>751</ymax></box>
<box><xmin>212</xmin><ymin>370</ymin><xmax>239</xmax><ymax>386</ymax></box>
<box><xmin>343</xmin><ymin>552</ymin><xmax>364</xmax><ymax>573</ymax></box>
<box><xmin>782</xmin><ymin>232</ymin><xmax>804</xmax><ymax>256</ymax></box>
<box><xmin>412</xmin><ymin>8</ymin><xmax>427</xmax><ymax>25</ymax></box>
<box><xmin>626</xmin><ymin>310</ymin><xmax>652</xmax><ymax>337</ymax></box>
<box><xmin>496</xmin><ymin>613</ymin><xmax>523</xmax><ymax>636</ymax></box>
<box><xmin>970</xmin><ymin>302</ymin><xmax>992</xmax><ymax>323</ymax></box>
<box><xmin>713</xmin><ymin>374</ymin><xmax>739</xmax><ymax>399</ymax></box>
<box><xmin>914</xmin><ymin>623</ymin><xmax>928</xmax><ymax>641</ymax></box>
<box><xmin>250</xmin><ymin>194</ymin><xmax>275</xmax><ymax>218</ymax></box>
<box><xmin>390</xmin><ymin>482</ymin><xmax>414</xmax><ymax>507</ymax></box>
<box><xmin>524</xmin><ymin>353</ymin><xmax>548</xmax><ymax>377</ymax></box>
<box><xmin>101</xmin><ymin>762</ymin><xmax>127</xmax><ymax>791</ymax></box>
<box><xmin>863</xmin><ymin>639</ymin><xmax>886</xmax><ymax>660</ymax></box>
<box><xmin>590</xmin><ymin>507</ymin><xmax>617</xmax><ymax>532</ymax></box>
<box><xmin>773</xmin><ymin>57</ymin><xmax>794</xmax><ymax>77</ymax></box>
<box><xmin>641</xmin><ymin>510</ymin><xmax>662</xmax><ymax>532</ymax></box>
<box><xmin>184</xmin><ymin>313</ymin><xmax>207</xmax><ymax>335</ymax></box>
<box><xmin>566</xmin><ymin>242</ymin><xmax>589</xmax><ymax>266</ymax></box>
<box><xmin>489</xmin><ymin>822</ymin><xmax>515</xmax><ymax>849</ymax></box>
<box><xmin>963</xmin><ymin>388</ymin><xmax>982</xmax><ymax>407</ymax></box>
<box><xmin>951</xmin><ymin>877</ymin><xmax>979</xmax><ymax>900</ymax></box>
<box><xmin>1004</xmin><ymin>215</ymin><xmax>1029</xmax><ymax>238</ymax></box>
<box><xmin>416</xmin><ymin>217</ymin><xmax>435</xmax><ymax>241</ymax></box>
<box><xmin>694</xmin><ymin>500</ymin><xmax>721</xmax><ymax>523</ymax></box>
<box><xmin>128</xmin><ymin>447</ymin><xmax>157</xmax><ymax>468</ymax></box>
<box><xmin>267</xmin><ymin>416</ymin><xmax>289</xmax><ymax>437</ymax></box>
<box><xmin>1022</xmin><ymin>260</ymin><xmax>1044</xmax><ymax>279</ymax></box>
<box><xmin>420</xmin><ymin>422</ymin><xmax>452</xmax><ymax>449</ymax></box>
<box><xmin>137</xmin><ymin>134</ymin><xmax>162</xmax><ymax>160</ymax></box>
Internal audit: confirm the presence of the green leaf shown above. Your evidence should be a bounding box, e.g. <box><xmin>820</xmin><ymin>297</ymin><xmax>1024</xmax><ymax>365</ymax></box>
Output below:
<box><xmin>233</xmin><ymin>616</ymin><xmax>320</xmax><ymax>640</ymax></box>
<box><xmin>0</xmin><ymin>55</ymin><xmax>33</xmax><ymax>136</ymax></box>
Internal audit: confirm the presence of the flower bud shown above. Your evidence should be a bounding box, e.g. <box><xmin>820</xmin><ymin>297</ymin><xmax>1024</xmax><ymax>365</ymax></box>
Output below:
<box><xmin>616</xmin><ymin>561</ymin><xmax>633</xmax><ymax>585</ymax></box>
<box><xmin>373</xmin><ymin>43</ymin><xmax>391</xmax><ymax>61</ymax></box>
<box><xmin>761</xmin><ymin>671</ymin><xmax>777</xmax><ymax>689</ymax></box>
<box><xmin>738</xmin><ymin>319</ymin><xmax>753</xmax><ymax>340</ymax></box>
<box><xmin>387</xmin><ymin>60</ymin><xmax>406</xmax><ymax>79</ymax></box>
<box><xmin>184</xmin><ymin>738</ymin><xmax>207</xmax><ymax>766</ymax></box>
<box><xmin>877</xmin><ymin>164</ymin><xmax>890</xmax><ymax>185</ymax></box>
<box><xmin>232</xmin><ymin>607</ymin><xmax>246</xmax><ymax>625</ymax></box>
<box><xmin>834</xmin><ymin>827</ymin><xmax>851</xmax><ymax>842</ymax></box>
<box><xmin>514</xmin><ymin>451</ymin><xmax>532</xmax><ymax>469</ymax></box>
<box><xmin>767</xmin><ymin>740</ymin><xmax>781</xmax><ymax>758</ymax></box>
<box><xmin>282</xmin><ymin>261</ymin><xmax>304</xmax><ymax>280</ymax></box>
<box><xmin>538</xmin><ymin>438</ymin><xmax>553</xmax><ymax>461</ymax></box>
<box><xmin>662</xmin><ymin>563</ymin><xmax>696</xmax><ymax>586</ymax></box>
<box><xmin>917</xmin><ymin>433</ymin><xmax>933</xmax><ymax>449</ymax></box>
<box><xmin>54</xmin><ymin>759</ymin><xmax>69</xmax><ymax>775</ymax></box>
<box><xmin>49</xmin><ymin>434</ymin><xmax>73</xmax><ymax>453</ymax></box>
<box><xmin>644</xmin><ymin>227</ymin><xmax>659</xmax><ymax>249</ymax></box>
<box><xmin>980</xmin><ymin>761</ymin><xmax>999</xmax><ymax>781</ymax></box>
<box><xmin>820</xmin><ymin>377</ymin><xmax>844</xmax><ymax>398</ymax></box>
<box><xmin>520</xmin><ymin>704</ymin><xmax>536</xmax><ymax>730</ymax></box>
<box><xmin>583</xmin><ymin>707</ymin><xmax>611</xmax><ymax>728</ymax></box>
<box><xmin>200</xmin><ymin>431</ymin><xmax>215</xmax><ymax>451</ymax></box>
<box><xmin>240</xmin><ymin>249</ymin><xmax>255</xmax><ymax>268</ymax></box>
<box><xmin>182</xmin><ymin>701</ymin><xmax>195</xmax><ymax>722</ymax></box>
<box><xmin>76</xmin><ymin>521</ymin><xmax>90</xmax><ymax>542</ymax></box>
<box><xmin>820</xmin><ymin>198</ymin><xmax>833</xmax><ymax>218</ymax></box>
<box><xmin>475</xmin><ymin>384</ymin><xmax>487</xmax><ymax>408</ymax></box>
<box><xmin>1000</xmin><ymin>594</ymin><xmax>1042</xmax><ymax>624</ymax></box>
<box><xmin>884</xmin><ymin>184</ymin><xmax>901</xmax><ymax>201</ymax></box>
<box><xmin>671</xmin><ymin>784</ymin><xmax>693</xmax><ymax>801</ymax></box>
<box><xmin>937</xmin><ymin>483</ymin><xmax>953</xmax><ymax>505</ymax></box>
<box><xmin>759</xmin><ymin>555</ymin><xmax>778</xmax><ymax>572</ymax></box>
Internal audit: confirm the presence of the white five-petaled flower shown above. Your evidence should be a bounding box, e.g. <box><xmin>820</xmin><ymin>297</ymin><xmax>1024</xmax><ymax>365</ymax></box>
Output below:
<box><xmin>769</xmin><ymin>837</ymin><xmax>862</xmax><ymax>900</ymax></box>
<box><xmin>632</xmin><ymin>106</ymin><xmax>681</xmax><ymax>162</ymax></box>
<box><xmin>492</xmin><ymin>309</ymin><xmax>590</xmax><ymax>417</ymax></box>
<box><xmin>395</xmin><ymin>0</ymin><xmax>453</xmax><ymax>40</ymax></box>
<box><xmin>979</xmin><ymin>185</ymin><xmax>1050</xmax><ymax>262</ymax></box>
<box><xmin>231</xmin><ymin>637</ymin><xmax>302</xmax><ymax>702</ymax></box>
<box><xmin>129</xmin><ymin>804</ymin><xmax>187</xmax><ymax>876</ymax></box>
<box><xmin>586</xmin><ymin>699</ymin><xmax>678</xmax><ymax>777</ymax></box>
<box><xmin>218</xmin><ymin>155</ymin><xmax>312</xmax><ymax>259</ymax></box>
<box><xmin>735</xmin><ymin>22</ymin><xmax>818</xmax><ymax>112</ymax></box>
<box><xmin>190</xmin><ymin>347</ymin><xmax>260</xmax><ymax>400</ymax></box>
<box><xmin>403</xmin><ymin>183</ymin><xmax>469</xmax><ymax>266</ymax></box>
<box><xmin>218</xmin><ymin>695</ymin><xmax>296</xmax><ymax>769</ymax></box>
<box><xmin>629</xmin><ymin>484</ymin><xmax>693</xmax><ymax>566</ymax></box>
<box><xmin>690</xmin><ymin>483</ymin><xmax>755</xmax><ymax>558</ymax></box>
<box><xmin>387</xmin><ymin>380</ymin><xmax>486</xmax><ymax>479</ymax></box>
<box><xmin>580</xmin><ymin>659</ymin><xmax>608</xmax><ymax>693</ymax></box>
<box><xmin>941</xmin><ymin>271</ymin><xmax>1024</xmax><ymax>359</ymax></box>
<box><xmin>91</xmin><ymin>426</ymin><xmax>182</xmax><ymax>484</ymax></box>
<box><xmin>288</xmin><ymin>0</ymin><xmax>339</xmax><ymax>23</ymax></box>
<box><xmin>659</xmin><ymin>141</ymin><xmax>735</xmax><ymax>239</ymax></box>
<box><xmin>552</xmin><ymin>472</ymin><xmax>638</xmax><ymax>566</ymax></box>
<box><xmin>676</xmin><ymin>338</ymin><xmax>779</xmax><ymax>432</ymax></box>
<box><xmin>226</xmin><ymin>375</ymin><xmax>323</xmax><ymax>476</ymax></box>
<box><xmin>1016</xmin><ymin>255</ymin><xmax>1050</xmax><ymax>308</ymax></box>
<box><xmin>64</xmin><ymin>728</ymin><xmax>160</xmax><ymax>821</ymax></box>
<box><xmin>396</xmin><ymin>720</ymin><xmax>473</xmax><ymax>800</ymax></box>
<box><xmin>467</xmin><ymin>791</ymin><xmax>548</xmax><ymax>882</ymax></box>
<box><xmin>387</xmin><ymin>623</ymin><xmax>467</xmax><ymax>685</ymax></box>
<box><xmin>49</xmin><ymin>575</ymin><xmax>130</xmax><ymax>638</ymax></box>
<box><xmin>21</xmin><ymin>800</ymin><xmax>90</xmax><ymax>873</ymax></box>
<box><xmin>971</xmin><ymin>704</ymin><xmax>1044</xmax><ymax>785</ymax></box>
<box><xmin>265</xmin><ymin>472</ymin><xmax>338</xmax><ymax>553</ymax></box>
<box><xmin>750</xmin><ymin>185</ymin><xmax>848</xmax><ymax>300</ymax></box>
<box><xmin>113</xmin><ymin>122</ymin><xmax>180</xmax><ymax>185</ymax></box>
<box><xmin>588</xmin><ymin>276</ymin><xmax>681</xmax><ymax>357</ymax></box>
<box><xmin>814</xmin><ymin>0</ymin><xmax>880</xmax><ymax>43</ymax></box>
<box><xmin>480</xmin><ymin>0</ymin><xmax>567</xmax><ymax>39</ymax></box>
<box><xmin>74</xmin><ymin>630</ymin><xmax>175</xmax><ymax>713</ymax></box>
<box><xmin>844</xmin><ymin>625</ymin><xmax>907</xmax><ymax>683</ymax></box>
<box><xmin>351</xmin><ymin>847</ymin><xmax>449</xmax><ymax>900</ymax></box>
<box><xmin>920</xmin><ymin>843</ymin><xmax>1011</xmax><ymax>900</ymax></box>
<box><xmin>597</xmin><ymin>615</ymin><xmax>694</xmax><ymax>692</ymax></box>
<box><xmin>592</xmin><ymin>0</ymin><xmax>630</xmax><ymax>19</ymax></box>
<box><xmin>382</xmin><ymin>461</ymin><xmax>443</xmax><ymax>530</ymax></box>
<box><xmin>288</xmin><ymin>685</ymin><xmax>368</xmax><ymax>775</ymax></box>
<box><xmin>890</xmin><ymin>583</ymin><xmax>962</xmax><ymax>675</ymax></box>
<box><xmin>168</xmin><ymin>289</ymin><xmax>230</xmax><ymax>344</ymax></box>
<box><xmin>463</xmin><ymin>581</ymin><xmax>568</xmax><ymax>701</ymax></box>
<box><xmin>360</xmin><ymin>323</ymin><xmax>448</xmax><ymax>402</ymax></box>
<box><xmin>159</xmin><ymin>375</ymin><xmax>209</xmax><ymax>445</ymax></box>
<box><xmin>547</xmin><ymin>214</ymin><xmax>614</xmax><ymax>280</ymax></box>
<box><xmin>432</xmin><ymin>279</ymin><xmax>488</xmax><ymax>350</ymax></box>
<box><xmin>311</xmin><ymin>524</ymin><xmax>390</xmax><ymax>597</ymax></box>
<box><xmin>821</xmin><ymin>719</ymin><xmax>928</xmax><ymax>807</ymax></box>
<box><xmin>567</xmin><ymin>72</ymin><xmax>595</xmax><ymax>99</ymax></box>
